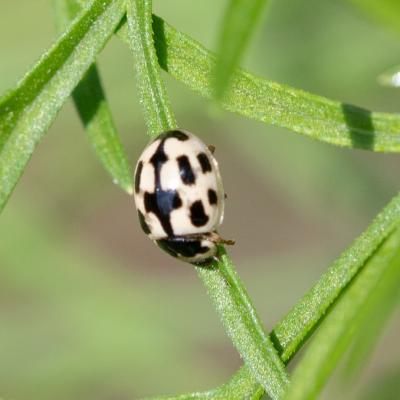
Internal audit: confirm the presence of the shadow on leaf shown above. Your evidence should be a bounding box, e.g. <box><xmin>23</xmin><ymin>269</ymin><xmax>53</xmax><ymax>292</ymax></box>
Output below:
<box><xmin>342</xmin><ymin>103</ymin><xmax>375</xmax><ymax>150</ymax></box>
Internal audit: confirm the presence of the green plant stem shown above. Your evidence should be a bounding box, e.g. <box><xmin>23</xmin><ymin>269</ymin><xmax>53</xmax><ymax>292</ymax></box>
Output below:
<box><xmin>196</xmin><ymin>249</ymin><xmax>290</xmax><ymax>400</ymax></box>
<box><xmin>126</xmin><ymin>2</ymin><xmax>289</xmax><ymax>398</ymax></box>
<box><xmin>143</xmin><ymin>368</ymin><xmax>263</xmax><ymax>400</ymax></box>
<box><xmin>126</xmin><ymin>0</ymin><xmax>177</xmax><ymax>138</ymax></box>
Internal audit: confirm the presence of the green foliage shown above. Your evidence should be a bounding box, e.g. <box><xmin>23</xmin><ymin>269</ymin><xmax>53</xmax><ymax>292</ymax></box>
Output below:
<box><xmin>213</xmin><ymin>0</ymin><xmax>267</xmax><ymax>101</ymax></box>
<box><xmin>343</xmin><ymin>235</ymin><xmax>400</xmax><ymax>380</ymax></box>
<box><xmin>71</xmin><ymin>64</ymin><xmax>133</xmax><ymax>193</ymax></box>
<box><xmin>273</xmin><ymin>191</ymin><xmax>400</xmax><ymax>362</ymax></box>
<box><xmin>0</xmin><ymin>0</ymin><xmax>126</xmax><ymax>212</ymax></box>
<box><xmin>196</xmin><ymin>250</ymin><xmax>289</xmax><ymax>399</ymax></box>
<box><xmin>54</xmin><ymin>0</ymin><xmax>133</xmax><ymax>194</ymax></box>
<box><xmin>1</xmin><ymin>0</ymin><xmax>400</xmax><ymax>399</ymax></box>
<box><xmin>143</xmin><ymin>369</ymin><xmax>263</xmax><ymax>400</ymax></box>
<box><xmin>284</xmin><ymin>229</ymin><xmax>400</xmax><ymax>400</ymax></box>
<box><xmin>118</xmin><ymin>16</ymin><xmax>400</xmax><ymax>152</ymax></box>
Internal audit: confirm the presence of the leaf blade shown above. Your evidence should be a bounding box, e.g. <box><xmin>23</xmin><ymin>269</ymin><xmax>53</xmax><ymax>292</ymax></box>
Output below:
<box><xmin>284</xmin><ymin>228</ymin><xmax>400</xmax><ymax>400</ymax></box>
<box><xmin>232</xmin><ymin>190</ymin><xmax>400</xmax><ymax>397</ymax></box>
<box><xmin>54</xmin><ymin>0</ymin><xmax>133</xmax><ymax>194</ymax></box>
<box><xmin>196</xmin><ymin>249</ymin><xmax>290</xmax><ymax>400</ymax></box>
<box><xmin>72</xmin><ymin>65</ymin><xmax>133</xmax><ymax>193</ymax></box>
<box><xmin>213</xmin><ymin>0</ymin><xmax>267</xmax><ymax>101</ymax></box>
<box><xmin>272</xmin><ymin>193</ymin><xmax>400</xmax><ymax>361</ymax></box>
<box><xmin>343</xmin><ymin>236</ymin><xmax>400</xmax><ymax>379</ymax></box>
<box><xmin>0</xmin><ymin>0</ymin><xmax>127</xmax><ymax>212</ymax></box>
<box><xmin>116</xmin><ymin>16</ymin><xmax>400</xmax><ymax>152</ymax></box>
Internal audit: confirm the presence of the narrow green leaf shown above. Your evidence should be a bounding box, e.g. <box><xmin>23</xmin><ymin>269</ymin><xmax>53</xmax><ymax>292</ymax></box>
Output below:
<box><xmin>54</xmin><ymin>0</ymin><xmax>133</xmax><ymax>194</ymax></box>
<box><xmin>232</xmin><ymin>190</ymin><xmax>400</xmax><ymax>397</ymax></box>
<box><xmin>126</xmin><ymin>0</ymin><xmax>177</xmax><ymax>137</ymax></box>
<box><xmin>196</xmin><ymin>249</ymin><xmax>289</xmax><ymax>400</ymax></box>
<box><xmin>213</xmin><ymin>0</ymin><xmax>267</xmax><ymax>101</ymax></box>
<box><xmin>0</xmin><ymin>0</ymin><xmax>126</xmax><ymax>212</ymax></box>
<box><xmin>284</xmin><ymin>228</ymin><xmax>400</xmax><ymax>400</ymax></box>
<box><xmin>117</xmin><ymin>16</ymin><xmax>400</xmax><ymax>152</ymax></box>
<box><xmin>343</xmin><ymin>236</ymin><xmax>400</xmax><ymax>379</ymax></box>
<box><xmin>272</xmin><ymin>193</ymin><xmax>400</xmax><ymax>362</ymax></box>
<box><xmin>147</xmin><ymin>190</ymin><xmax>400</xmax><ymax>399</ymax></box>
<box><xmin>72</xmin><ymin>65</ymin><xmax>133</xmax><ymax>193</ymax></box>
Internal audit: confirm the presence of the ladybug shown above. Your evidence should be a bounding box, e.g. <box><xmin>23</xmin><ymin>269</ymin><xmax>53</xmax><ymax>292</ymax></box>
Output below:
<box><xmin>134</xmin><ymin>129</ymin><xmax>233</xmax><ymax>263</ymax></box>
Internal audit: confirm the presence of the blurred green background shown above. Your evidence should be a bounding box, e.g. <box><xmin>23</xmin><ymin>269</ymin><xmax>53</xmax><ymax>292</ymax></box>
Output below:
<box><xmin>1</xmin><ymin>0</ymin><xmax>400</xmax><ymax>399</ymax></box>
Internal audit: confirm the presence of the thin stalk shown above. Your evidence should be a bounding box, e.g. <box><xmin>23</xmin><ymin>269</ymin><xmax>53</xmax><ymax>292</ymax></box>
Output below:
<box><xmin>196</xmin><ymin>249</ymin><xmax>290</xmax><ymax>399</ymax></box>
<box><xmin>126</xmin><ymin>0</ymin><xmax>177</xmax><ymax>137</ymax></box>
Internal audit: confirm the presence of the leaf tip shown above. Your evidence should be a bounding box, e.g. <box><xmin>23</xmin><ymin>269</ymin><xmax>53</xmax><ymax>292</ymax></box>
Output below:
<box><xmin>116</xmin><ymin>178</ymin><xmax>134</xmax><ymax>195</ymax></box>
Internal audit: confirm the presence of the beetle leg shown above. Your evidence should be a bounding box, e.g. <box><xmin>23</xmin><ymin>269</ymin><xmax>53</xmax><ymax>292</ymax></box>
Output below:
<box><xmin>207</xmin><ymin>144</ymin><xmax>216</xmax><ymax>154</ymax></box>
<box><xmin>208</xmin><ymin>231</ymin><xmax>235</xmax><ymax>246</ymax></box>
<box><xmin>183</xmin><ymin>232</ymin><xmax>235</xmax><ymax>245</ymax></box>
